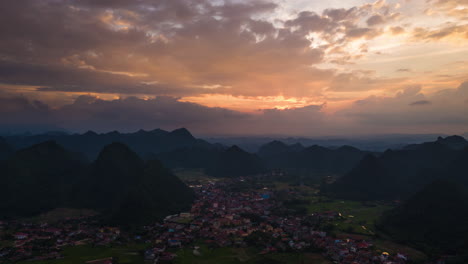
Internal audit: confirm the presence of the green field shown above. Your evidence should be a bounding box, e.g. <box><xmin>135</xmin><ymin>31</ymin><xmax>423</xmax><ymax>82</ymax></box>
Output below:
<box><xmin>270</xmin><ymin>182</ymin><xmax>392</xmax><ymax>236</ymax></box>
<box><xmin>172</xmin><ymin>168</ymin><xmax>218</xmax><ymax>182</ymax></box>
<box><xmin>17</xmin><ymin>244</ymin><xmax>331</xmax><ymax>264</ymax></box>
<box><xmin>173</xmin><ymin>245</ymin><xmax>331</xmax><ymax>264</ymax></box>
<box><xmin>17</xmin><ymin>244</ymin><xmax>147</xmax><ymax>264</ymax></box>
<box><xmin>307</xmin><ymin>198</ymin><xmax>393</xmax><ymax>235</ymax></box>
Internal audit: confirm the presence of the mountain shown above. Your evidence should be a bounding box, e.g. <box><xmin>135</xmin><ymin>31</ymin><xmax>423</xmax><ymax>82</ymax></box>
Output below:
<box><xmin>379</xmin><ymin>180</ymin><xmax>468</xmax><ymax>255</ymax></box>
<box><xmin>206</xmin><ymin>134</ymin><xmax>447</xmax><ymax>152</ymax></box>
<box><xmin>206</xmin><ymin>145</ymin><xmax>266</xmax><ymax>177</ymax></box>
<box><xmin>154</xmin><ymin>143</ymin><xmax>266</xmax><ymax>178</ymax></box>
<box><xmin>404</xmin><ymin>135</ymin><xmax>468</xmax><ymax>150</ymax></box>
<box><xmin>4</xmin><ymin>128</ymin><xmax>210</xmax><ymax>160</ymax></box>
<box><xmin>77</xmin><ymin>142</ymin><xmax>195</xmax><ymax>225</ymax></box>
<box><xmin>257</xmin><ymin>140</ymin><xmax>304</xmax><ymax>158</ymax></box>
<box><xmin>447</xmin><ymin>147</ymin><xmax>468</xmax><ymax>186</ymax></box>
<box><xmin>0</xmin><ymin>136</ymin><xmax>14</xmax><ymax>160</ymax></box>
<box><xmin>326</xmin><ymin>138</ymin><xmax>463</xmax><ymax>200</ymax></box>
<box><xmin>324</xmin><ymin>154</ymin><xmax>393</xmax><ymax>200</ymax></box>
<box><xmin>436</xmin><ymin>135</ymin><xmax>468</xmax><ymax>150</ymax></box>
<box><xmin>78</xmin><ymin>142</ymin><xmax>146</xmax><ymax>210</ymax></box>
<box><xmin>155</xmin><ymin>145</ymin><xmax>222</xmax><ymax>169</ymax></box>
<box><xmin>0</xmin><ymin>141</ymin><xmax>195</xmax><ymax>226</ymax></box>
<box><xmin>0</xmin><ymin>141</ymin><xmax>87</xmax><ymax>217</ymax></box>
<box><xmin>258</xmin><ymin>142</ymin><xmax>368</xmax><ymax>175</ymax></box>
<box><xmin>111</xmin><ymin>159</ymin><xmax>195</xmax><ymax>226</ymax></box>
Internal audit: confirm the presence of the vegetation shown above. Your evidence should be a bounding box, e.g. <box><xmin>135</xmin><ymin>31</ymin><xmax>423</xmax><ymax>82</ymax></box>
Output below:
<box><xmin>326</xmin><ymin>137</ymin><xmax>468</xmax><ymax>201</ymax></box>
<box><xmin>379</xmin><ymin>180</ymin><xmax>468</xmax><ymax>256</ymax></box>
<box><xmin>173</xmin><ymin>244</ymin><xmax>331</xmax><ymax>264</ymax></box>
<box><xmin>16</xmin><ymin>244</ymin><xmax>147</xmax><ymax>264</ymax></box>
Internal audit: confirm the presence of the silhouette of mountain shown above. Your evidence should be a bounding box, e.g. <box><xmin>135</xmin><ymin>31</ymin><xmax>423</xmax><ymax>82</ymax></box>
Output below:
<box><xmin>324</xmin><ymin>154</ymin><xmax>393</xmax><ymax>200</ymax></box>
<box><xmin>404</xmin><ymin>135</ymin><xmax>468</xmax><ymax>150</ymax></box>
<box><xmin>0</xmin><ymin>136</ymin><xmax>13</xmax><ymax>160</ymax></box>
<box><xmin>0</xmin><ymin>141</ymin><xmax>86</xmax><ymax>217</ymax></box>
<box><xmin>79</xmin><ymin>142</ymin><xmax>195</xmax><ymax>225</ymax></box>
<box><xmin>436</xmin><ymin>135</ymin><xmax>468</xmax><ymax>149</ymax></box>
<box><xmin>79</xmin><ymin>142</ymin><xmax>146</xmax><ymax>210</ymax></box>
<box><xmin>257</xmin><ymin>140</ymin><xmax>303</xmax><ymax>158</ymax></box>
<box><xmin>205</xmin><ymin>145</ymin><xmax>266</xmax><ymax>177</ymax></box>
<box><xmin>4</xmin><ymin>128</ymin><xmax>209</xmax><ymax>160</ymax></box>
<box><xmin>324</xmin><ymin>139</ymin><xmax>468</xmax><ymax>200</ymax></box>
<box><xmin>379</xmin><ymin>180</ymin><xmax>468</xmax><ymax>255</ymax></box>
<box><xmin>447</xmin><ymin>147</ymin><xmax>468</xmax><ymax>186</ymax></box>
<box><xmin>0</xmin><ymin>141</ymin><xmax>194</xmax><ymax>225</ymax></box>
<box><xmin>258</xmin><ymin>141</ymin><xmax>368</xmax><ymax>175</ymax></box>
<box><xmin>155</xmin><ymin>145</ymin><xmax>222</xmax><ymax>169</ymax></box>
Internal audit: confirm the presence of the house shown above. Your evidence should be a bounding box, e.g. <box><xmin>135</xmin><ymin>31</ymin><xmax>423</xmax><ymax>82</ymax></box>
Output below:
<box><xmin>14</xmin><ymin>233</ymin><xmax>28</xmax><ymax>240</ymax></box>
<box><xmin>168</xmin><ymin>239</ymin><xmax>181</xmax><ymax>247</ymax></box>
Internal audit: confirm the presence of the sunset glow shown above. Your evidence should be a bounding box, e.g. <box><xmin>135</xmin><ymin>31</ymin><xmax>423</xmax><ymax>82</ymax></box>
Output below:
<box><xmin>0</xmin><ymin>0</ymin><xmax>467</xmax><ymax>135</ymax></box>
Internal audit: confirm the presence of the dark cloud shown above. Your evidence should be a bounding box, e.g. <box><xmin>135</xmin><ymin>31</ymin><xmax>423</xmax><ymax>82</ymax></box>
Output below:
<box><xmin>367</xmin><ymin>14</ymin><xmax>385</xmax><ymax>26</ymax></box>
<box><xmin>1</xmin><ymin>81</ymin><xmax>467</xmax><ymax>136</ymax></box>
<box><xmin>0</xmin><ymin>94</ymin><xmax>328</xmax><ymax>136</ymax></box>
<box><xmin>0</xmin><ymin>0</ymin><xmax>331</xmax><ymax>98</ymax></box>
<box><xmin>284</xmin><ymin>11</ymin><xmax>333</xmax><ymax>33</ymax></box>
<box><xmin>346</xmin><ymin>27</ymin><xmax>383</xmax><ymax>39</ymax></box>
<box><xmin>409</xmin><ymin>100</ymin><xmax>431</xmax><ymax>105</ymax></box>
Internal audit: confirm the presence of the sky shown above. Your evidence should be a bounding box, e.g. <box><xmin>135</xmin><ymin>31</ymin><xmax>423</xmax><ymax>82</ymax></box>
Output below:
<box><xmin>0</xmin><ymin>0</ymin><xmax>467</xmax><ymax>136</ymax></box>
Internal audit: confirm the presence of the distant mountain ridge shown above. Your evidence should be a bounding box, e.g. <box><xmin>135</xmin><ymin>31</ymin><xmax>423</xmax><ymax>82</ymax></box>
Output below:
<box><xmin>4</xmin><ymin>128</ymin><xmax>211</xmax><ymax>160</ymax></box>
<box><xmin>258</xmin><ymin>141</ymin><xmax>369</xmax><ymax>175</ymax></box>
<box><xmin>403</xmin><ymin>135</ymin><xmax>468</xmax><ymax>150</ymax></box>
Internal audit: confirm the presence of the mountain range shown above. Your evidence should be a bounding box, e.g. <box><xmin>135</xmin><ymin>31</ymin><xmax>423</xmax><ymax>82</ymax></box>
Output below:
<box><xmin>258</xmin><ymin>141</ymin><xmax>369</xmax><ymax>175</ymax></box>
<box><xmin>4</xmin><ymin>128</ymin><xmax>211</xmax><ymax>160</ymax></box>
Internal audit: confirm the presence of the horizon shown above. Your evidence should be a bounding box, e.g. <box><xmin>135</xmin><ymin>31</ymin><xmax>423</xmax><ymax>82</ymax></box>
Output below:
<box><xmin>0</xmin><ymin>127</ymin><xmax>468</xmax><ymax>140</ymax></box>
<box><xmin>0</xmin><ymin>0</ymin><xmax>467</xmax><ymax>136</ymax></box>
<box><xmin>1</xmin><ymin>126</ymin><xmax>467</xmax><ymax>139</ymax></box>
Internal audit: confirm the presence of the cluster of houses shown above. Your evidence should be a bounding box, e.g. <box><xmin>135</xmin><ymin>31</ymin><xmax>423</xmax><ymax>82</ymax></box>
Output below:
<box><xmin>139</xmin><ymin>177</ymin><xmax>416</xmax><ymax>264</ymax></box>
<box><xmin>0</xmin><ymin>217</ymin><xmax>122</xmax><ymax>262</ymax></box>
<box><xmin>0</xmin><ymin>176</ymin><xmax>447</xmax><ymax>264</ymax></box>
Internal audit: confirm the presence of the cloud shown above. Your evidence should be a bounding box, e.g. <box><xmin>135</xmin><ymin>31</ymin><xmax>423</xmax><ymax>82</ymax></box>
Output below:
<box><xmin>337</xmin><ymin>82</ymin><xmax>468</xmax><ymax>133</ymax></box>
<box><xmin>389</xmin><ymin>26</ymin><xmax>405</xmax><ymax>35</ymax></box>
<box><xmin>2</xmin><ymin>81</ymin><xmax>467</xmax><ymax>136</ymax></box>
<box><xmin>0</xmin><ymin>0</ymin><xmax>467</xmax><ymax>136</ymax></box>
<box><xmin>0</xmin><ymin>0</ymin><xmax>335</xmax><ymax>99</ymax></box>
<box><xmin>413</xmin><ymin>24</ymin><xmax>468</xmax><ymax>40</ymax></box>
<box><xmin>396</xmin><ymin>68</ymin><xmax>412</xmax><ymax>72</ymax></box>
<box><xmin>0</xmin><ymin>93</ymin><xmax>329</xmax><ymax>136</ymax></box>
<box><xmin>367</xmin><ymin>14</ymin><xmax>385</xmax><ymax>26</ymax></box>
<box><xmin>427</xmin><ymin>0</ymin><xmax>468</xmax><ymax>19</ymax></box>
<box><xmin>327</xmin><ymin>72</ymin><xmax>406</xmax><ymax>92</ymax></box>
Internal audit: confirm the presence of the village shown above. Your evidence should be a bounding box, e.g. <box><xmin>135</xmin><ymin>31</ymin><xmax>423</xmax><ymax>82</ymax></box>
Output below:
<box><xmin>0</xmin><ymin>176</ymin><xmax>445</xmax><ymax>264</ymax></box>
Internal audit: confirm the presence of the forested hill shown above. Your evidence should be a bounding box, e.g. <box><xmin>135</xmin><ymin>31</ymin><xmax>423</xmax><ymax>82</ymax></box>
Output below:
<box><xmin>325</xmin><ymin>136</ymin><xmax>468</xmax><ymax>201</ymax></box>
<box><xmin>0</xmin><ymin>141</ymin><xmax>194</xmax><ymax>226</ymax></box>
